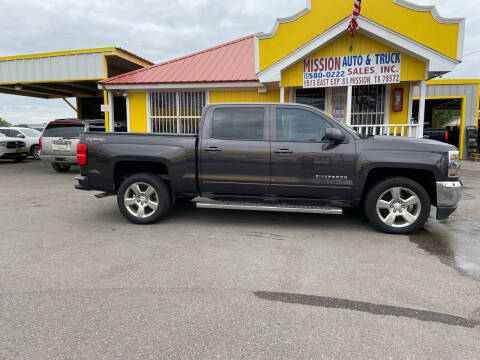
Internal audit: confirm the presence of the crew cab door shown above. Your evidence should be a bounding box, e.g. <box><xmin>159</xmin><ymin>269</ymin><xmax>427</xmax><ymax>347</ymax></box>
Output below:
<box><xmin>199</xmin><ymin>105</ymin><xmax>270</xmax><ymax>196</ymax></box>
<box><xmin>270</xmin><ymin>106</ymin><xmax>356</xmax><ymax>201</ymax></box>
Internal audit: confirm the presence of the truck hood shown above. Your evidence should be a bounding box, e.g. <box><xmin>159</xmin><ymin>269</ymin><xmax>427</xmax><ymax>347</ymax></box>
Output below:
<box><xmin>357</xmin><ymin>135</ymin><xmax>458</xmax><ymax>154</ymax></box>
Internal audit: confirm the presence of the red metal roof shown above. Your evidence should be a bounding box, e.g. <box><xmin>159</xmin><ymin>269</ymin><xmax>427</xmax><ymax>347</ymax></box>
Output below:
<box><xmin>101</xmin><ymin>35</ymin><xmax>258</xmax><ymax>85</ymax></box>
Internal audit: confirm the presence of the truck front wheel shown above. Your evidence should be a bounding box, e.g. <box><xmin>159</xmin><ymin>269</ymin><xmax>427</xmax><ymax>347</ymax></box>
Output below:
<box><xmin>117</xmin><ymin>173</ymin><xmax>171</xmax><ymax>224</ymax></box>
<box><xmin>364</xmin><ymin>177</ymin><xmax>431</xmax><ymax>234</ymax></box>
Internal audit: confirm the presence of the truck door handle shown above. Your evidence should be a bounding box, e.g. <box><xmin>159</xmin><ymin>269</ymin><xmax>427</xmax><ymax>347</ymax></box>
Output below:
<box><xmin>204</xmin><ymin>146</ymin><xmax>222</xmax><ymax>152</ymax></box>
<box><xmin>274</xmin><ymin>149</ymin><xmax>293</xmax><ymax>154</ymax></box>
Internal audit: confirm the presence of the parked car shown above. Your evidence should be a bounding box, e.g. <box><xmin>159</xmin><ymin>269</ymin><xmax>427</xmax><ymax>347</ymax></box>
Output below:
<box><xmin>423</xmin><ymin>126</ymin><xmax>460</xmax><ymax>147</ymax></box>
<box><xmin>40</xmin><ymin>119</ymin><xmax>84</xmax><ymax>172</ymax></box>
<box><xmin>0</xmin><ymin>127</ymin><xmax>41</xmax><ymax>159</ymax></box>
<box><xmin>75</xmin><ymin>103</ymin><xmax>462</xmax><ymax>234</ymax></box>
<box><xmin>0</xmin><ymin>132</ymin><xmax>28</xmax><ymax>162</ymax></box>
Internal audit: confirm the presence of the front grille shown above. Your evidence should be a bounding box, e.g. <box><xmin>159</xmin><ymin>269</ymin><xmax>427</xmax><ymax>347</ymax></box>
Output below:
<box><xmin>6</xmin><ymin>141</ymin><xmax>25</xmax><ymax>149</ymax></box>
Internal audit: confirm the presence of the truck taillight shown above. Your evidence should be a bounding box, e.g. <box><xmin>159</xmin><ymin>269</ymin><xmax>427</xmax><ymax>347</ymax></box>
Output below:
<box><xmin>39</xmin><ymin>136</ymin><xmax>42</xmax><ymax>150</ymax></box>
<box><xmin>77</xmin><ymin>143</ymin><xmax>87</xmax><ymax>166</ymax></box>
<box><xmin>445</xmin><ymin>131</ymin><xmax>449</xmax><ymax>141</ymax></box>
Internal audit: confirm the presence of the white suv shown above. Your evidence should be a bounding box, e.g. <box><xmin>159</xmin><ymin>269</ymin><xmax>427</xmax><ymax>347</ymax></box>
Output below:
<box><xmin>40</xmin><ymin>119</ymin><xmax>84</xmax><ymax>172</ymax></box>
<box><xmin>0</xmin><ymin>127</ymin><xmax>41</xmax><ymax>159</ymax></box>
<box><xmin>0</xmin><ymin>133</ymin><xmax>27</xmax><ymax>162</ymax></box>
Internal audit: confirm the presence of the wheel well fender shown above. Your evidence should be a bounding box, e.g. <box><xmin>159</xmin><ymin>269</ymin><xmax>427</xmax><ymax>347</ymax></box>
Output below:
<box><xmin>113</xmin><ymin>161</ymin><xmax>170</xmax><ymax>191</ymax></box>
<box><xmin>361</xmin><ymin>168</ymin><xmax>437</xmax><ymax>206</ymax></box>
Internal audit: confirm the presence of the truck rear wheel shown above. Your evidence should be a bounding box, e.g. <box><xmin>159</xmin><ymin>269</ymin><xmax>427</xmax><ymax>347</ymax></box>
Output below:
<box><xmin>51</xmin><ymin>163</ymin><xmax>71</xmax><ymax>172</ymax></box>
<box><xmin>117</xmin><ymin>173</ymin><xmax>171</xmax><ymax>224</ymax></box>
<box><xmin>364</xmin><ymin>177</ymin><xmax>431</xmax><ymax>234</ymax></box>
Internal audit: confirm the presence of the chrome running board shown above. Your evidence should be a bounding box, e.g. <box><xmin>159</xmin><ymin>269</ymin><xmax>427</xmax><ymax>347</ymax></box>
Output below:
<box><xmin>196</xmin><ymin>200</ymin><xmax>342</xmax><ymax>215</ymax></box>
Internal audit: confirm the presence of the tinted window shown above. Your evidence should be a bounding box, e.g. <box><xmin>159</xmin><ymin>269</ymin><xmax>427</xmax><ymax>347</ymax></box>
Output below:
<box><xmin>43</xmin><ymin>123</ymin><xmax>83</xmax><ymax>138</ymax></box>
<box><xmin>0</xmin><ymin>129</ymin><xmax>9</xmax><ymax>136</ymax></box>
<box><xmin>211</xmin><ymin>108</ymin><xmax>264</xmax><ymax>140</ymax></box>
<box><xmin>276</xmin><ymin>108</ymin><xmax>332</xmax><ymax>142</ymax></box>
<box><xmin>9</xmin><ymin>129</ymin><xmax>21</xmax><ymax>137</ymax></box>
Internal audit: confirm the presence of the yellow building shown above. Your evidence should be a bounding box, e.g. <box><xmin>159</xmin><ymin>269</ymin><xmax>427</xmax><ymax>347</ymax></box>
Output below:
<box><xmin>100</xmin><ymin>0</ymin><xmax>467</xmax><ymax>154</ymax></box>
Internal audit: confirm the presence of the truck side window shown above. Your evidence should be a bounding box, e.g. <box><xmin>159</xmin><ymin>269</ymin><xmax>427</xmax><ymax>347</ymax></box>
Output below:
<box><xmin>211</xmin><ymin>108</ymin><xmax>264</xmax><ymax>140</ymax></box>
<box><xmin>276</xmin><ymin>108</ymin><xmax>332</xmax><ymax>142</ymax></box>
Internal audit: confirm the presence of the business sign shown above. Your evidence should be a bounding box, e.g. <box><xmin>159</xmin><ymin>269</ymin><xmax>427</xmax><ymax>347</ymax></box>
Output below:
<box><xmin>100</xmin><ymin>104</ymin><xmax>111</xmax><ymax>112</ymax></box>
<box><xmin>303</xmin><ymin>52</ymin><xmax>401</xmax><ymax>88</ymax></box>
<box><xmin>332</xmin><ymin>106</ymin><xmax>345</xmax><ymax>121</ymax></box>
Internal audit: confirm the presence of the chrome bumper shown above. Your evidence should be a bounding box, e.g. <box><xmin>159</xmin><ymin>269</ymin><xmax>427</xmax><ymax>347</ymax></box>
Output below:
<box><xmin>437</xmin><ymin>181</ymin><xmax>463</xmax><ymax>207</ymax></box>
<box><xmin>436</xmin><ymin>181</ymin><xmax>463</xmax><ymax>220</ymax></box>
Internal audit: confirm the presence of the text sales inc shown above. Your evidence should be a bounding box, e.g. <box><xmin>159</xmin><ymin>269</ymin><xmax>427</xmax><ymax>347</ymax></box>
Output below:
<box><xmin>303</xmin><ymin>52</ymin><xmax>401</xmax><ymax>88</ymax></box>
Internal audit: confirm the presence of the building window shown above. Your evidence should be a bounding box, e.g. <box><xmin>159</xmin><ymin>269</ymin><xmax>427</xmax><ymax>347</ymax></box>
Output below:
<box><xmin>351</xmin><ymin>85</ymin><xmax>385</xmax><ymax>126</ymax></box>
<box><xmin>296</xmin><ymin>88</ymin><xmax>326</xmax><ymax>111</ymax></box>
<box><xmin>149</xmin><ymin>91</ymin><xmax>206</xmax><ymax>134</ymax></box>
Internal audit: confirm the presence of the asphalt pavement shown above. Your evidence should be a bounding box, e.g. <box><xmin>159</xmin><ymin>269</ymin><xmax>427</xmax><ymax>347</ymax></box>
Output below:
<box><xmin>1</xmin><ymin>159</ymin><xmax>479</xmax><ymax>359</ymax></box>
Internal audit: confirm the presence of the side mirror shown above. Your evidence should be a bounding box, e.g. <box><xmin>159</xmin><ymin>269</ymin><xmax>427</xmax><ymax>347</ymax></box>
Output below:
<box><xmin>325</xmin><ymin>128</ymin><xmax>345</xmax><ymax>142</ymax></box>
<box><xmin>17</xmin><ymin>134</ymin><xmax>25</xmax><ymax>138</ymax></box>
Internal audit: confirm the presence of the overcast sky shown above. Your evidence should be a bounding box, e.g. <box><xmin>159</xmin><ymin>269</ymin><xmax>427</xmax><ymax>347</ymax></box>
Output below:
<box><xmin>0</xmin><ymin>0</ymin><xmax>478</xmax><ymax>125</ymax></box>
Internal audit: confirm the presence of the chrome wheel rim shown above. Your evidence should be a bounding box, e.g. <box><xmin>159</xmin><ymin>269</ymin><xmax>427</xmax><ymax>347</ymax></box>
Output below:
<box><xmin>32</xmin><ymin>146</ymin><xmax>40</xmax><ymax>160</ymax></box>
<box><xmin>376</xmin><ymin>187</ymin><xmax>421</xmax><ymax>228</ymax></box>
<box><xmin>124</xmin><ymin>182</ymin><xmax>159</xmax><ymax>219</ymax></box>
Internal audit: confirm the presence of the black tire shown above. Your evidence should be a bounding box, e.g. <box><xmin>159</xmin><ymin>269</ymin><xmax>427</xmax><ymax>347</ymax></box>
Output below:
<box><xmin>30</xmin><ymin>145</ymin><xmax>40</xmax><ymax>160</ymax></box>
<box><xmin>51</xmin><ymin>163</ymin><xmax>71</xmax><ymax>172</ymax></box>
<box><xmin>117</xmin><ymin>173</ymin><xmax>171</xmax><ymax>224</ymax></box>
<box><xmin>364</xmin><ymin>177</ymin><xmax>431</xmax><ymax>234</ymax></box>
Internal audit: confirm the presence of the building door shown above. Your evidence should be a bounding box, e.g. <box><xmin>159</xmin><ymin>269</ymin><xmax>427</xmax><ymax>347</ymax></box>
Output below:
<box><xmin>296</xmin><ymin>87</ymin><xmax>348</xmax><ymax>124</ymax></box>
<box><xmin>270</xmin><ymin>106</ymin><xmax>355</xmax><ymax>201</ymax></box>
<box><xmin>330</xmin><ymin>87</ymin><xmax>348</xmax><ymax>122</ymax></box>
<box><xmin>113</xmin><ymin>96</ymin><xmax>127</xmax><ymax>132</ymax></box>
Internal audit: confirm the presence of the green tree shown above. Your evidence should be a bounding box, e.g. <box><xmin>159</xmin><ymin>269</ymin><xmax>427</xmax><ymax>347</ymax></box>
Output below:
<box><xmin>0</xmin><ymin>117</ymin><xmax>11</xmax><ymax>127</ymax></box>
<box><xmin>16</xmin><ymin>124</ymin><xmax>28</xmax><ymax>128</ymax></box>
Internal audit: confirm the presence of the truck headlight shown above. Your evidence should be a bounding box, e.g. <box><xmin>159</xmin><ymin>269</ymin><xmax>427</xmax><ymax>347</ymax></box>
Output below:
<box><xmin>448</xmin><ymin>150</ymin><xmax>460</xmax><ymax>178</ymax></box>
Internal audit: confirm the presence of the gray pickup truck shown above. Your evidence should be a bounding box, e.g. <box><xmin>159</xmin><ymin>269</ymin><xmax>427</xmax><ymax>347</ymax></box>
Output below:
<box><xmin>75</xmin><ymin>103</ymin><xmax>462</xmax><ymax>234</ymax></box>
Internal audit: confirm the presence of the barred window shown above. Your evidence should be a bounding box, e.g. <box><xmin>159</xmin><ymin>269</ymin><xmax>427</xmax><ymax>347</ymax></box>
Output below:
<box><xmin>149</xmin><ymin>91</ymin><xmax>206</xmax><ymax>134</ymax></box>
<box><xmin>351</xmin><ymin>85</ymin><xmax>385</xmax><ymax>126</ymax></box>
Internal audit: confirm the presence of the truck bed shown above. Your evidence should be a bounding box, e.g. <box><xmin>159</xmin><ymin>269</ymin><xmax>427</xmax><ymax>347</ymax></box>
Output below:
<box><xmin>79</xmin><ymin>132</ymin><xmax>198</xmax><ymax>194</ymax></box>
